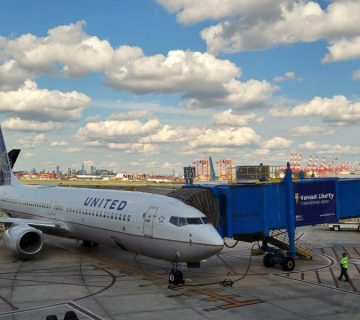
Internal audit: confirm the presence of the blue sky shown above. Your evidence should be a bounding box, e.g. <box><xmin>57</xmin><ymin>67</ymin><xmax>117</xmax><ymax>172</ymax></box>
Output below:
<box><xmin>0</xmin><ymin>0</ymin><xmax>359</xmax><ymax>174</ymax></box>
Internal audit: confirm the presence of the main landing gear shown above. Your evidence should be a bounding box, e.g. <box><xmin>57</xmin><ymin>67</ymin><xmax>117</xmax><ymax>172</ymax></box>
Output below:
<box><xmin>81</xmin><ymin>240</ymin><xmax>99</xmax><ymax>248</ymax></box>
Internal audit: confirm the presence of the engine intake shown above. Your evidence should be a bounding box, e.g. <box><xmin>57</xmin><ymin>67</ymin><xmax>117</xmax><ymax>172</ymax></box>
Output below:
<box><xmin>4</xmin><ymin>225</ymin><xmax>43</xmax><ymax>256</ymax></box>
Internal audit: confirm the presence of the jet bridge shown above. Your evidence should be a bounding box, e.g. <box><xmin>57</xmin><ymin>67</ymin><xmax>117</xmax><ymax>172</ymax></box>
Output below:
<box><xmin>170</xmin><ymin>164</ymin><xmax>360</xmax><ymax>269</ymax></box>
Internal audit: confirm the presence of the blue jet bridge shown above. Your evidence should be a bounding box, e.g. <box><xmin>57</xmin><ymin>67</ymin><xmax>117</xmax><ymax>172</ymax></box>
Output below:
<box><xmin>173</xmin><ymin>164</ymin><xmax>360</xmax><ymax>271</ymax></box>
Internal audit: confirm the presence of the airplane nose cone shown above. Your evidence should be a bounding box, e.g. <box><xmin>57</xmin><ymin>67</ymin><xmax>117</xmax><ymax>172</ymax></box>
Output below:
<box><xmin>198</xmin><ymin>227</ymin><xmax>224</xmax><ymax>258</ymax></box>
<box><xmin>209</xmin><ymin>232</ymin><xmax>224</xmax><ymax>248</ymax></box>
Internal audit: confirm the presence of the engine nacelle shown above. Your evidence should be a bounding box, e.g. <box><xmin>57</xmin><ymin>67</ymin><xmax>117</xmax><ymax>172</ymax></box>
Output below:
<box><xmin>3</xmin><ymin>225</ymin><xmax>43</xmax><ymax>256</ymax></box>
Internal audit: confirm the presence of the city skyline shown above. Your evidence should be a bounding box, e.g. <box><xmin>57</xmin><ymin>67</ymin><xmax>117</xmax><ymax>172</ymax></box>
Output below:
<box><xmin>1</xmin><ymin>1</ymin><xmax>359</xmax><ymax>174</ymax></box>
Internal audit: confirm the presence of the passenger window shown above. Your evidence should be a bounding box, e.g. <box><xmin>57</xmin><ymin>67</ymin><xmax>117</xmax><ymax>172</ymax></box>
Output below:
<box><xmin>119</xmin><ymin>214</ymin><xmax>122</xmax><ymax>220</ymax></box>
<box><xmin>123</xmin><ymin>215</ymin><xmax>126</xmax><ymax>221</ymax></box>
<box><xmin>127</xmin><ymin>215</ymin><xmax>130</xmax><ymax>222</ymax></box>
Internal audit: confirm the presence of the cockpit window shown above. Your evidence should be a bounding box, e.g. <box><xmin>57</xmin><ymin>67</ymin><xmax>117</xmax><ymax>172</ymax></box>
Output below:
<box><xmin>169</xmin><ymin>216</ymin><xmax>179</xmax><ymax>226</ymax></box>
<box><xmin>201</xmin><ymin>217</ymin><xmax>211</xmax><ymax>224</ymax></box>
<box><xmin>170</xmin><ymin>216</ymin><xmax>187</xmax><ymax>226</ymax></box>
<box><xmin>178</xmin><ymin>217</ymin><xmax>187</xmax><ymax>226</ymax></box>
<box><xmin>186</xmin><ymin>217</ymin><xmax>203</xmax><ymax>225</ymax></box>
<box><xmin>169</xmin><ymin>216</ymin><xmax>206</xmax><ymax>226</ymax></box>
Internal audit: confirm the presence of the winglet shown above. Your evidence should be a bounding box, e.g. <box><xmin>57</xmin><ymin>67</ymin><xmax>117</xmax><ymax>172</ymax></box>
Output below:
<box><xmin>0</xmin><ymin>126</ymin><xmax>13</xmax><ymax>185</ymax></box>
<box><xmin>8</xmin><ymin>149</ymin><xmax>21</xmax><ymax>169</ymax></box>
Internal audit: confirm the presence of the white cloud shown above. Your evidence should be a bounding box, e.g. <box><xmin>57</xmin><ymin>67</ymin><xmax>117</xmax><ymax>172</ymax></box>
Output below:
<box><xmin>273</xmin><ymin>71</ymin><xmax>296</xmax><ymax>83</ymax></box>
<box><xmin>1</xmin><ymin>21</ymin><xmax>113</xmax><ymax>77</ymax></box>
<box><xmin>1</xmin><ymin>22</ymin><xmax>276</xmax><ymax>109</ymax></box>
<box><xmin>212</xmin><ymin>109</ymin><xmax>264</xmax><ymax>126</ymax></box>
<box><xmin>2</xmin><ymin>117</ymin><xmax>62</xmax><ymax>132</ymax></box>
<box><xmin>108</xmin><ymin>110</ymin><xmax>150</xmax><ymax>120</ymax></box>
<box><xmin>139</xmin><ymin>125</ymin><xmax>178</xmax><ymax>143</ymax></box>
<box><xmin>105</xmin><ymin>48</ymin><xmax>276</xmax><ymax>109</ymax></box>
<box><xmin>299</xmin><ymin>141</ymin><xmax>360</xmax><ymax>155</ymax></box>
<box><xmin>352</xmin><ymin>69</ymin><xmax>360</xmax><ymax>81</ymax></box>
<box><xmin>64</xmin><ymin>147</ymin><xmax>82</xmax><ymax>153</ymax></box>
<box><xmin>107</xmin><ymin>143</ymin><xmax>159</xmax><ymax>154</ymax></box>
<box><xmin>156</xmin><ymin>0</ymin><xmax>279</xmax><ymax>25</ymax></box>
<box><xmin>106</xmin><ymin>48</ymin><xmax>238</xmax><ymax>94</ymax></box>
<box><xmin>77</xmin><ymin>119</ymin><xmax>161</xmax><ymax>142</ymax></box>
<box><xmin>18</xmin><ymin>133</ymin><xmax>46</xmax><ymax>148</ymax></box>
<box><xmin>50</xmin><ymin>140</ymin><xmax>68</xmax><ymax>147</ymax></box>
<box><xmin>323</xmin><ymin>36</ymin><xmax>360</xmax><ymax>63</ymax></box>
<box><xmin>262</xmin><ymin>136</ymin><xmax>292</xmax><ymax>149</ymax></box>
<box><xmin>270</xmin><ymin>95</ymin><xmax>360</xmax><ymax>125</ymax></box>
<box><xmin>0</xmin><ymin>80</ymin><xmax>91</xmax><ymax>121</ymax></box>
<box><xmin>161</xmin><ymin>161</ymin><xmax>181</xmax><ymax>169</ymax></box>
<box><xmin>0</xmin><ymin>60</ymin><xmax>35</xmax><ymax>91</ymax></box>
<box><xmin>189</xmin><ymin>127</ymin><xmax>261</xmax><ymax>148</ymax></box>
<box><xmin>168</xmin><ymin>0</ymin><xmax>360</xmax><ymax>61</ymax></box>
<box><xmin>289</xmin><ymin>125</ymin><xmax>335</xmax><ymax>136</ymax></box>
<box><xmin>23</xmin><ymin>152</ymin><xmax>34</xmax><ymax>158</ymax></box>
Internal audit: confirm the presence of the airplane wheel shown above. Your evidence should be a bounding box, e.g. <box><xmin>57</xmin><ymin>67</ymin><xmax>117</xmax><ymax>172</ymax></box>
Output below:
<box><xmin>263</xmin><ymin>253</ymin><xmax>275</xmax><ymax>268</ymax></box>
<box><xmin>169</xmin><ymin>270</ymin><xmax>184</xmax><ymax>285</ymax></box>
<box><xmin>282</xmin><ymin>257</ymin><xmax>295</xmax><ymax>271</ymax></box>
<box><xmin>81</xmin><ymin>241</ymin><xmax>98</xmax><ymax>247</ymax></box>
<box><xmin>64</xmin><ymin>310</ymin><xmax>79</xmax><ymax>320</ymax></box>
<box><xmin>333</xmin><ymin>225</ymin><xmax>340</xmax><ymax>231</ymax></box>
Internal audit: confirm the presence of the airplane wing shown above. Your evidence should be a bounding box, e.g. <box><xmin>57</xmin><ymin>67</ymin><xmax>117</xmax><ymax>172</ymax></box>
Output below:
<box><xmin>0</xmin><ymin>217</ymin><xmax>72</xmax><ymax>237</ymax></box>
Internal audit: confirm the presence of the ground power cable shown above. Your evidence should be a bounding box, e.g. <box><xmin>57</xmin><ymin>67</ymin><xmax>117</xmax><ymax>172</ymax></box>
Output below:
<box><xmin>170</xmin><ymin>242</ymin><xmax>258</xmax><ymax>289</ymax></box>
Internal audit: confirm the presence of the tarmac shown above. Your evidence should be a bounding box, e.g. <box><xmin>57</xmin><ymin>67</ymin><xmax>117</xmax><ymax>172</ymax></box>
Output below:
<box><xmin>0</xmin><ymin>226</ymin><xmax>360</xmax><ymax>320</ymax></box>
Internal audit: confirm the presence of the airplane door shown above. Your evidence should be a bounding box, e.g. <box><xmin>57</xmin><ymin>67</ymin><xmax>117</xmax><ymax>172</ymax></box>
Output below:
<box><xmin>143</xmin><ymin>207</ymin><xmax>158</xmax><ymax>237</ymax></box>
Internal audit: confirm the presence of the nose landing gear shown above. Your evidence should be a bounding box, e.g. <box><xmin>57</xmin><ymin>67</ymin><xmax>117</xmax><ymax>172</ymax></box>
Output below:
<box><xmin>168</xmin><ymin>268</ymin><xmax>184</xmax><ymax>286</ymax></box>
<box><xmin>168</xmin><ymin>254</ymin><xmax>185</xmax><ymax>287</ymax></box>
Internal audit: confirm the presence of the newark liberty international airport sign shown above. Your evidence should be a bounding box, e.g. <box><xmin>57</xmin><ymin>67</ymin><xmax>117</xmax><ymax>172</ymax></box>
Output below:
<box><xmin>294</xmin><ymin>181</ymin><xmax>337</xmax><ymax>226</ymax></box>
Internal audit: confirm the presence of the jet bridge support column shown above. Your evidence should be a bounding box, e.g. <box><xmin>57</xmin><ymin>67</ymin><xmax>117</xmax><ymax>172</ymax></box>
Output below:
<box><xmin>284</xmin><ymin>162</ymin><xmax>296</xmax><ymax>257</ymax></box>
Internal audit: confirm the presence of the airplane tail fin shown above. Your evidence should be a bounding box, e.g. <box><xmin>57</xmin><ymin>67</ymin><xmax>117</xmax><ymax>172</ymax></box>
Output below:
<box><xmin>0</xmin><ymin>126</ymin><xmax>18</xmax><ymax>186</ymax></box>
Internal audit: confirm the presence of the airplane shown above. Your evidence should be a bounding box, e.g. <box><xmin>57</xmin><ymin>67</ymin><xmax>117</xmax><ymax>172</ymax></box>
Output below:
<box><xmin>0</xmin><ymin>127</ymin><xmax>224</xmax><ymax>285</ymax></box>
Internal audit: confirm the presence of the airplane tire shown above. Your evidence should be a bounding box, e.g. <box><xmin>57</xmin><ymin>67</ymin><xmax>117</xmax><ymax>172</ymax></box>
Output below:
<box><xmin>169</xmin><ymin>270</ymin><xmax>184</xmax><ymax>285</ymax></box>
<box><xmin>263</xmin><ymin>253</ymin><xmax>275</xmax><ymax>268</ymax></box>
<box><xmin>64</xmin><ymin>311</ymin><xmax>79</xmax><ymax>320</ymax></box>
<box><xmin>282</xmin><ymin>257</ymin><xmax>295</xmax><ymax>271</ymax></box>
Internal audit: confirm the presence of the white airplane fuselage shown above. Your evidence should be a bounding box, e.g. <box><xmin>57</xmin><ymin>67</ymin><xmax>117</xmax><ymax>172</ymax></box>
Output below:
<box><xmin>0</xmin><ymin>183</ymin><xmax>224</xmax><ymax>262</ymax></box>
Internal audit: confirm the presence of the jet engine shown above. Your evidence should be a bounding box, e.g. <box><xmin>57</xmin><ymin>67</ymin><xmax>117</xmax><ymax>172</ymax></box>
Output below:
<box><xmin>3</xmin><ymin>225</ymin><xmax>43</xmax><ymax>256</ymax></box>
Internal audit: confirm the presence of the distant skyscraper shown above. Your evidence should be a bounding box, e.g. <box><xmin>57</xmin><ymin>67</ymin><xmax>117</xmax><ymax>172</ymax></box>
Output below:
<box><xmin>82</xmin><ymin>160</ymin><xmax>94</xmax><ymax>175</ymax></box>
<box><xmin>56</xmin><ymin>165</ymin><xmax>60</xmax><ymax>174</ymax></box>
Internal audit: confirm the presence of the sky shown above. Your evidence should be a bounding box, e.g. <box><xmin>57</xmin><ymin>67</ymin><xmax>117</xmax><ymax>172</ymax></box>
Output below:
<box><xmin>0</xmin><ymin>0</ymin><xmax>359</xmax><ymax>175</ymax></box>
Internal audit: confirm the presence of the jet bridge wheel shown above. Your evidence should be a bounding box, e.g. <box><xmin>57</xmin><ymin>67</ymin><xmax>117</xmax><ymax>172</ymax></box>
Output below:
<box><xmin>282</xmin><ymin>257</ymin><xmax>295</xmax><ymax>271</ymax></box>
<box><xmin>263</xmin><ymin>253</ymin><xmax>275</xmax><ymax>268</ymax></box>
